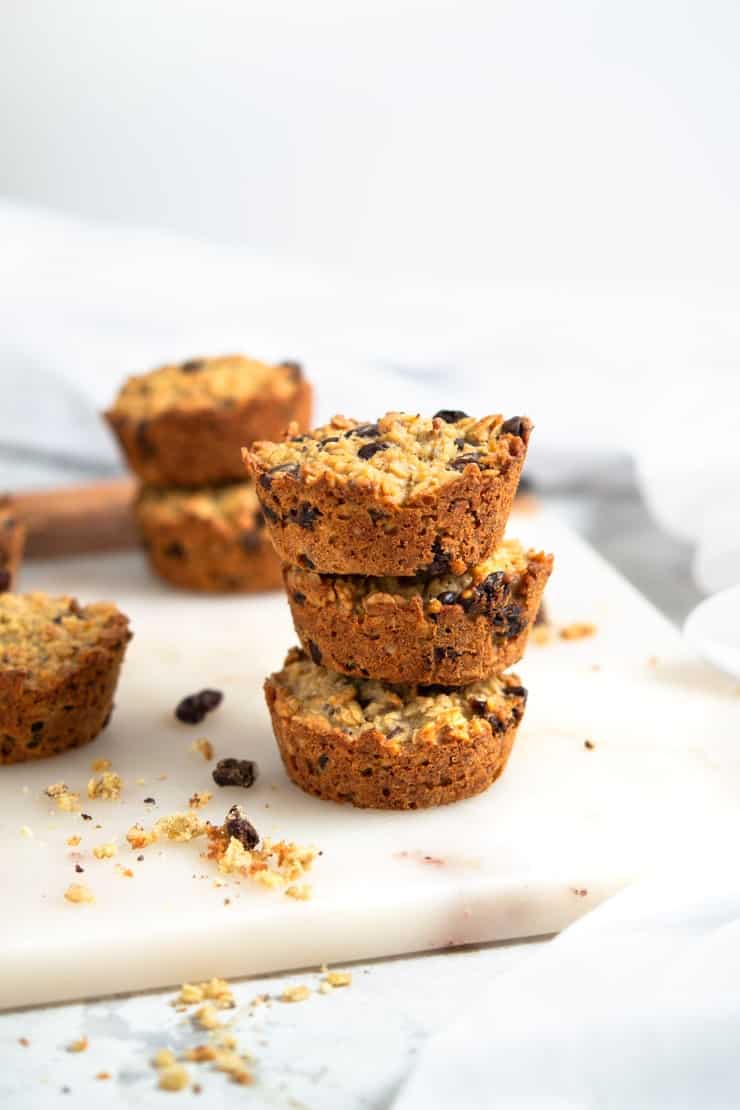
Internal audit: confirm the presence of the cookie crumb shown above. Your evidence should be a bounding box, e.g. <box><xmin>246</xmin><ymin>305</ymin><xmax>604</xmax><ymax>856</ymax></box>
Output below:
<box><xmin>560</xmin><ymin>622</ymin><xmax>597</xmax><ymax>641</ymax></box>
<box><xmin>173</xmin><ymin>978</ymin><xmax>235</xmax><ymax>1010</ymax></box>
<box><xmin>67</xmin><ymin>1036</ymin><xmax>88</xmax><ymax>1053</ymax></box>
<box><xmin>584</xmin><ymin>739</ymin><xmax>595</xmax><ymax>750</ymax></box>
<box><xmin>66</xmin><ymin>835</ymin><xmax>81</xmax><ymax>847</ymax></box>
<box><xmin>90</xmin><ymin>759</ymin><xmax>111</xmax><ymax>772</ymax></box>
<box><xmin>158</xmin><ymin>1064</ymin><xmax>190</xmax><ymax>1091</ymax></box>
<box><xmin>285</xmin><ymin>884</ymin><xmax>312</xmax><ymax>900</ymax></box>
<box><xmin>18</xmin><ymin>1037</ymin><xmax>29</xmax><ymax>1046</ymax></box>
<box><xmin>281</xmin><ymin>985</ymin><xmax>310</xmax><ymax>1003</ymax></box>
<box><xmin>531</xmin><ymin>625</ymin><xmax>553</xmax><ymax>646</ymax></box>
<box><xmin>323</xmin><ymin>971</ymin><xmax>351</xmax><ymax>988</ymax></box>
<box><xmin>93</xmin><ymin>842</ymin><xmax>117</xmax><ymax>859</ymax></box>
<box><xmin>87</xmin><ymin>771</ymin><xmax>122</xmax><ymax>801</ymax></box>
<box><xmin>96</xmin><ymin>1071</ymin><xmax>111</xmax><ymax>1081</ymax></box>
<box><xmin>193</xmin><ymin>1003</ymin><xmax>222</xmax><ymax>1030</ymax></box>
<box><xmin>192</xmin><ymin>738</ymin><xmax>214</xmax><ymax>761</ymax></box>
<box><xmin>126</xmin><ymin>824</ymin><xmax>158</xmax><ymax>850</ymax></box>
<box><xmin>64</xmin><ymin>882</ymin><xmax>94</xmax><ymax>904</ymax></box>
<box><xmin>189</xmin><ymin>791</ymin><xmax>213</xmax><ymax>810</ymax></box>
<box><xmin>19</xmin><ymin>825</ymin><xmax>33</xmax><ymax>838</ymax></box>
<box><xmin>152</xmin><ymin>1049</ymin><xmax>177</xmax><ymax>1070</ymax></box>
<box><xmin>46</xmin><ymin>783</ymin><xmax>80</xmax><ymax>812</ymax></box>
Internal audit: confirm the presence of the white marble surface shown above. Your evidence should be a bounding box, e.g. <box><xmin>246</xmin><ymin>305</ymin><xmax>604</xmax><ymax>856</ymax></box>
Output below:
<box><xmin>0</xmin><ymin>939</ymin><xmax>543</xmax><ymax>1109</ymax></box>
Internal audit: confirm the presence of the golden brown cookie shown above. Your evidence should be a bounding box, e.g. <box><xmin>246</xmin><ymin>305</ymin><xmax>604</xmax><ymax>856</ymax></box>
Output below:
<box><xmin>106</xmin><ymin>354</ymin><xmax>312</xmax><ymax>484</ymax></box>
<box><xmin>0</xmin><ymin>497</ymin><xmax>25</xmax><ymax>593</ymax></box>
<box><xmin>244</xmin><ymin>410</ymin><xmax>530</xmax><ymax>576</ymax></box>
<box><xmin>135</xmin><ymin>481</ymin><xmax>282</xmax><ymax>593</ymax></box>
<box><xmin>264</xmin><ymin>647</ymin><xmax>526</xmax><ymax>809</ymax></box>
<box><xmin>0</xmin><ymin>593</ymin><xmax>132</xmax><ymax>764</ymax></box>
<box><xmin>284</xmin><ymin>540</ymin><xmax>553</xmax><ymax>686</ymax></box>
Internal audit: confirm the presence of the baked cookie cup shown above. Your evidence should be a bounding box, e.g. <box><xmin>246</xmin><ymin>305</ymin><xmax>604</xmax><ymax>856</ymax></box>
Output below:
<box><xmin>106</xmin><ymin>354</ymin><xmax>312</xmax><ymax>485</ymax></box>
<box><xmin>244</xmin><ymin>410</ymin><xmax>531</xmax><ymax>576</ymax></box>
<box><xmin>285</xmin><ymin>540</ymin><xmax>553</xmax><ymax>686</ymax></box>
<box><xmin>0</xmin><ymin>594</ymin><xmax>132</xmax><ymax>764</ymax></box>
<box><xmin>135</xmin><ymin>481</ymin><xmax>282</xmax><ymax>593</ymax></box>
<box><xmin>0</xmin><ymin>497</ymin><xmax>26</xmax><ymax>593</ymax></box>
<box><xmin>264</xmin><ymin>648</ymin><xmax>526</xmax><ymax>810</ymax></box>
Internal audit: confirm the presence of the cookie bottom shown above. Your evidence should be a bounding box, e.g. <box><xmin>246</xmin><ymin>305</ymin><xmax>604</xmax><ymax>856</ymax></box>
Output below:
<box><xmin>265</xmin><ymin>689</ymin><xmax>519</xmax><ymax>810</ymax></box>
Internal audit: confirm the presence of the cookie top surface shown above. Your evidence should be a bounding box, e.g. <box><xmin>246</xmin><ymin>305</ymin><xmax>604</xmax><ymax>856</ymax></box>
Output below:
<box><xmin>0</xmin><ymin>594</ymin><xmax>130</xmax><ymax>682</ymax></box>
<box><xmin>136</xmin><ymin>481</ymin><xmax>262</xmax><ymax>529</ymax></box>
<box><xmin>108</xmin><ymin>355</ymin><xmax>302</xmax><ymax>420</ymax></box>
<box><xmin>247</xmin><ymin>410</ymin><xmax>530</xmax><ymax>505</ymax></box>
<box><xmin>269</xmin><ymin>648</ymin><xmax>525</xmax><ymax>745</ymax></box>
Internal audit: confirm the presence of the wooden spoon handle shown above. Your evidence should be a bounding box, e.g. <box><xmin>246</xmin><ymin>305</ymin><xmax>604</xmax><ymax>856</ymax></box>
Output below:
<box><xmin>11</xmin><ymin>477</ymin><xmax>140</xmax><ymax>558</ymax></box>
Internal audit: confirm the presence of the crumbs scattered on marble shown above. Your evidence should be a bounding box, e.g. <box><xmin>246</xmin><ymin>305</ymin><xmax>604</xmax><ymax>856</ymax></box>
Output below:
<box><xmin>560</xmin><ymin>622</ymin><xmax>597</xmax><ymax>641</ymax></box>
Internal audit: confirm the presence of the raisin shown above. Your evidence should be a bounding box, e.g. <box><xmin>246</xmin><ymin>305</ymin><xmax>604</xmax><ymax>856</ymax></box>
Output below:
<box><xmin>448</xmin><ymin>453</ymin><xmax>482</xmax><ymax>472</ymax></box>
<box><xmin>212</xmin><ymin>758</ymin><xmax>258</xmax><ymax>789</ymax></box>
<box><xmin>308</xmin><ymin>640</ymin><xmax>322</xmax><ymax>665</ymax></box>
<box><xmin>490</xmin><ymin>604</ymin><xmax>526</xmax><ymax>640</ymax></box>
<box><xmin>0</xmin><ymin>570</ymin><xmax>11</xmax><ymax>592</ymax></box>
<box><xmin>289</xmin><ymin>503</ymin><xmax>321</xmax><ymax>530</ymax></box>
<box><xmin>500</xmin><ymin>416</ymin><xmax>527</xmax><ymax>438</ymax></box>
<box><xmin>175</xmin><ymin>688</ymin><xmax>223</xmax><ymax>724</ymax></box>
<box><xmin>30</xmin><ymin>721</ymin><xmax>44</xmax><ymax>733</ymax></box>
<box><xmin>469</xmin><ymin>696</ymin><xmax>488</xmax><ymax>716</ymax></box>
<box><xmin>368</xmin><ymin>507</ymin><xmax>388</xmax><ymax>523</ymax></box>
<box><xmin>434</xmin><ymin>646</ymin><xmax>461</xmax><ymax>660</ymax></box>
<box><xmin>292</xmin><ymin>591</ymin><xmax>306</xmax><ymax>604</ymax></box>
<box><xmin>357</xmin><ymin>441</ymin><xmax>389</xmax><ymax>461</ymax></box>
<box><xmin>318</xmin><ymin>754</ymin><xmax>329</xmax><ymax>769</ymax></box>
<box><xmin>503</xmin><ymin>684</ymin><xmax>528</xmax><ymax>700</ymax></box>
<box><xmin>223</xmin><ymin>804</ymin><xmax>259</xmax><ymax>849</ymax></box>
<box><xmin>417</xmin><ymin>683</ymin><xmax>457</xmax><ymax>697</ymax></box>
<box><xmin>181</xmin><ymin>359</ymin><xmax>205</xmax><ymax>373</ymax></box>
<box><xmin>419</xmin><ymin>538</ymin><xmax>451</xmax><ymax>579</ymax></box>
<box><xmin>143</xmin><ymin>797</ymin><xmax>156</xmax><ymax>804</ymax></box>
<box><xmin>319</xmin><ymin>436</ymin><xmax>339</xmax><ymax>446</ymax></box>
<box><xmin>164</xmin><ymin>541</ymin><xmax>186</xmax><ymax>560</ymax></box>
<box><xmin>345</xmin><ymin>423</ymin><xmax>380</xmax><ymax>438</ymax></box>
<box><xmin>298</xmin><ymin>554</ymin><xmax>315</xmax><ymax>569</ymax></box>
<box><xmin>434</xmin><ymin>410</ymin><xmax>468</xmax><ymax>423</ymax></box>
<box><xmin>262</xmin><ymin>504</ymin><xmax>279</xmax><ymax>524</ymax></box>
<box><xmin>259</xmin><ymin>473</ymin><xmax>272</xmax><ymax>491</ymax></box>
<box><xmin>386</xmin><ymin>726</ymin><xmax>402</xmax><ymax>738</ymax></box>
<box><xmin>279</xmin><ymin>359</ymin><xmax>303</xmax><ymax>382</ymax></box>
<box><xmin>487</xmin><ymin>714</ymin><xmax>507</xmax><ymax>734</ymax></box>
<box><xmin>75</xmin><ymin>864</ymin><xmax>84</xmax><ymax>873</ymax></box>
<box><xmin>436</xmin><ymin>591</ymin><xmax>458</xmax><ymax>606</ymax></box>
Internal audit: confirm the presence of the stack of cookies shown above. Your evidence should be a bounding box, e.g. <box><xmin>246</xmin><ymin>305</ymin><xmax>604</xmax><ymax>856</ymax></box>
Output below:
<box><xmin>245</xmin><ymin>410</ymin><xmax>553</xmax><ymax>810</ymax></box>
<box><xmin>105</xmin><ymin>355</ymin><xmax>311</xmax><ymax>592</ymax></box>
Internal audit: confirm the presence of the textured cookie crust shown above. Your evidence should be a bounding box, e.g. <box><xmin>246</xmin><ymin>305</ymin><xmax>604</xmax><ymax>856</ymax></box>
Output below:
<box><xmin>0</xmin><ymin>594</ymin><xmax>132</xmax><ymax>764</ymax></box>
<box><xmin>264</xmin><ymin>648</ymin><xmax>526</xmax><ymax>809</ymax></box>
<box><xmin>135</xmin><ymin>482</ymin><xmax>282</xmax><ymax>593</ymax></box>
<box><xmin>106</xmin><ymin>355</ymin><xmax>312</xmax><ymax>484</ymax></box>
<box><xmin>244</xmin><ymin>411</ymin><xmax>531</xmax><ymax>575</ymax></box>
<box><xmin>0</xmin><ymin>497</ymin><xmax>26</xmax><ymax>593</ymax></box>
<box><xmin>285</xmin><ymin>542</ymin><xmax>553</xmax><ymax>685</ymax></box>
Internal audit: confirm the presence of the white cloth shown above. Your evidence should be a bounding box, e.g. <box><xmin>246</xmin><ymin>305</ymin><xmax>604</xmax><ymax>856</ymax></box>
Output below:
<box><xmin>393</xmin><ymin>860</ymin><xmax>740</xmax><ymax>1110</ymax></box>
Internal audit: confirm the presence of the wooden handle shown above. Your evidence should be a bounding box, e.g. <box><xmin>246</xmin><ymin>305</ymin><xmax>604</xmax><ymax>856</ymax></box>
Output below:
<box><xmin>12</xmin><ymin>477</ymin><xmax>140</xmax><ymax>559</ymax></box>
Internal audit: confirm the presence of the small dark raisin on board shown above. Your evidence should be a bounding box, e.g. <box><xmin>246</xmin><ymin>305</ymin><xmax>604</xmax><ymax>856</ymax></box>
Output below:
<box><xmin>223</xmin><ymin>804</ymin><xmax>259</xmax><ymax>850</ymax></box>
<box><xmin>212</xmin><ymin>757</ymin><xmax>258</xmax><ymax>789</ymax></box>
<box><xmin>175</xmin><ymin>689</ymin><xmax>223</xmax><ymax>725</ymax></box>
<box><xmin>434</xmin><ymin>409</ymin><xmax>468</xmax><ymax>423</ymax></box>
